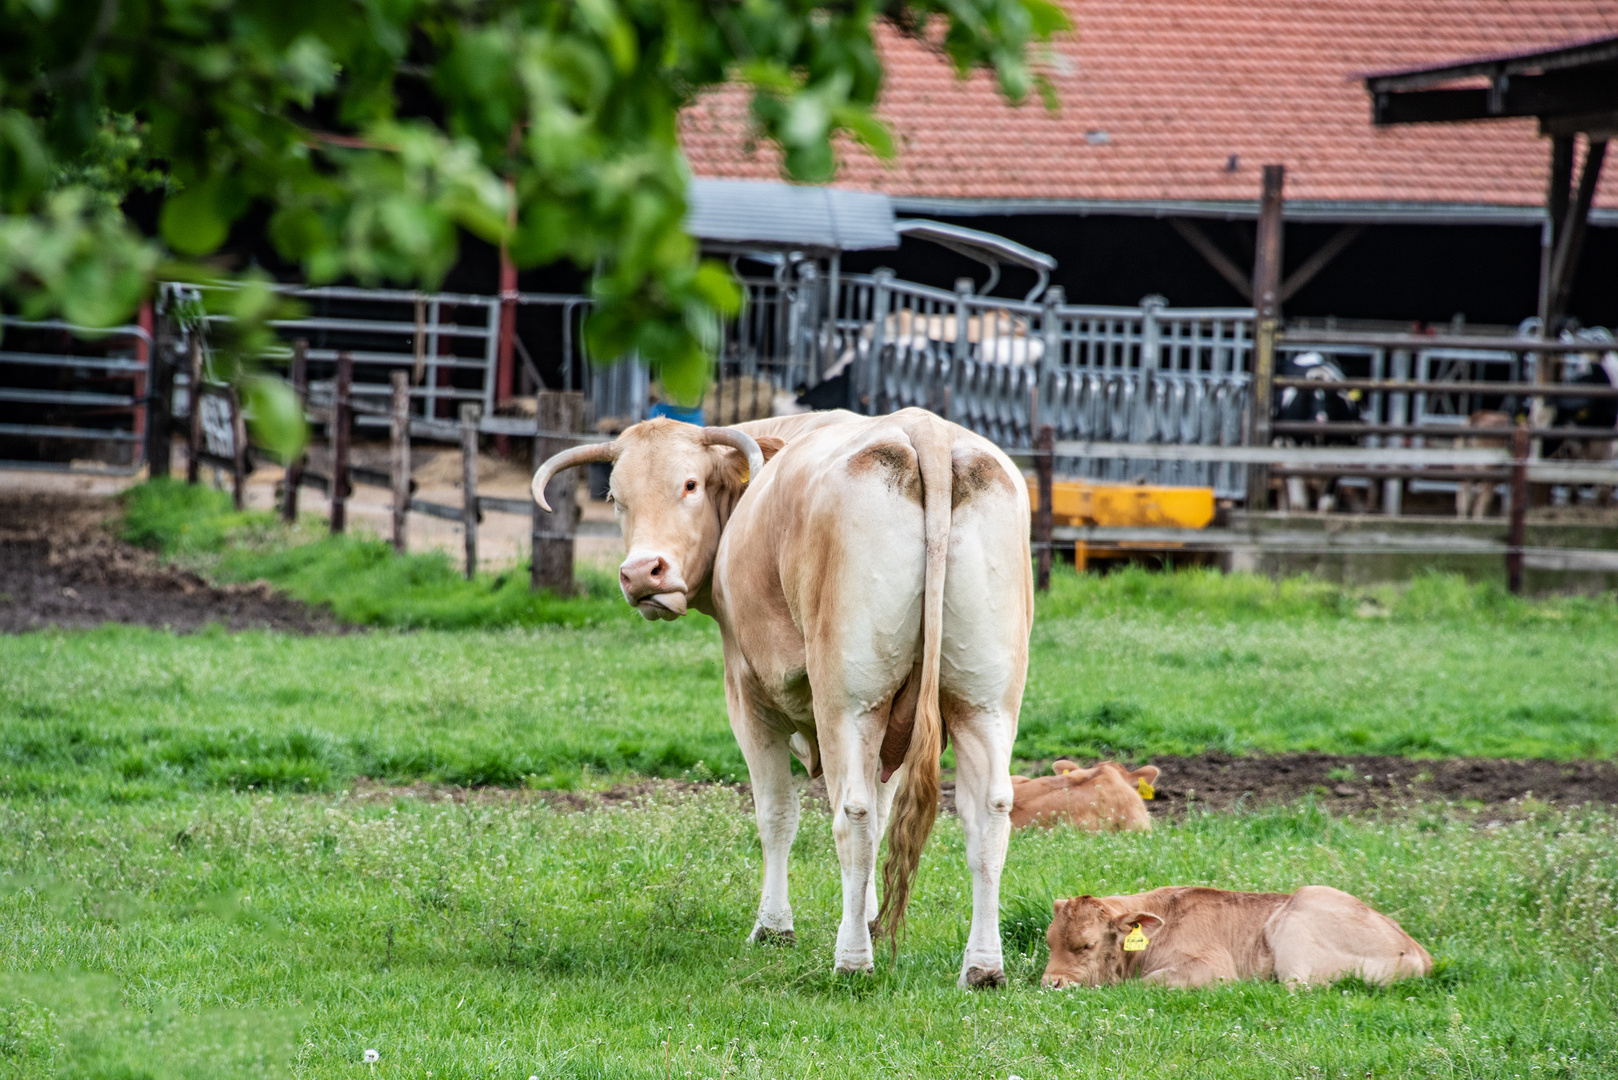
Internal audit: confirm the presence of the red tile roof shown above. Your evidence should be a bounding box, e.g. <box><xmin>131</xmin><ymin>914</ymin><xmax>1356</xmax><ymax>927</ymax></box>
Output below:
<box><xmin>680</xmin><ymin>0</ymin><xmax>1618</xmax><ymax>212</ymax></box>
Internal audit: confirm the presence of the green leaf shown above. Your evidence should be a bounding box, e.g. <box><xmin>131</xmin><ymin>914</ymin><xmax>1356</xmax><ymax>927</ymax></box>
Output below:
<box><xmin>244</xmin><ymin>376</ymin><xmax>309</xmax><ymax>463</ymax></box>
<box><xmin>159</xmin><ymin>185</ymin><xmax>230</xmax><ymax>256</ymax></box>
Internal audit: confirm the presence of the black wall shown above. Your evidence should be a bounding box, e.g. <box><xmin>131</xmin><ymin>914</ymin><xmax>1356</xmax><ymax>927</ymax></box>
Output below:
<box><xmin>841</xmin><ymin>213</ymin><xmax>1618</xmax><ymax>330</ymax></box>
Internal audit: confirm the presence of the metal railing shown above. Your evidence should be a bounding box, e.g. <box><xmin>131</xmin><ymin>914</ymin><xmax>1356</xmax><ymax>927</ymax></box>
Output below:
<box><xmin>0</xmin><ymin>315</ymin><xmax>151</xmax><ymax>473</ymax></box>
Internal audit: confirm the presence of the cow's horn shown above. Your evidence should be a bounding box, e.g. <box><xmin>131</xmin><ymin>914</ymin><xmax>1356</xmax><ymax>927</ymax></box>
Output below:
<box><xmin>531</xmin><ymin>442</ymin><xmax>618</xmax><ymax>511</ymax></box>
<box><xmin>702</xmin><ymin>427</ymin><xmax>765</xmax><ymax>482</ymax></box>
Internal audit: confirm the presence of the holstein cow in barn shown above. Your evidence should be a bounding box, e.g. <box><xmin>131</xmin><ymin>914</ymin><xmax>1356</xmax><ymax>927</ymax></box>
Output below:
<box><xmin>531</xmin><ymin>408</ymin><xmax>1033</xmax><ymax>986</ymax></box>
<box><xmin>1546</xmin><ymin>348</ymin><xmax>1618</xmax><ymax>505</ymax></box>
<box><xmin>1273</xmin><ymin>352</ymin><xmax>1362</xmax><ymax>513</ymax></box>
<box><xmin>1042</xmin><ymin>885</ymin><xmax>1432</xmax><ymax>990</ymax></box>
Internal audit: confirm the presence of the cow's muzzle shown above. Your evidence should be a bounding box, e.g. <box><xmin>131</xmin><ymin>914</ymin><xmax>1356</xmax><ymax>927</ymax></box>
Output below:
<box><xmin>620</xmin><ymin>553</ymin><xmax>688</xmax><ymax>620</ymax></box>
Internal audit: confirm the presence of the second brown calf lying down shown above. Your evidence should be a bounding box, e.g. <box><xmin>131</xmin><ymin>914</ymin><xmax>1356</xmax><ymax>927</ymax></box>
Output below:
<box><xmin>1009</xmin><ymin>759</ymin><xmax>1159</xmax><ymax>831</ymax></box>
<box><xmin>1042</xmin><ymin>885</ymin><xmax>1432</xmax><ymax>989</ymax></box>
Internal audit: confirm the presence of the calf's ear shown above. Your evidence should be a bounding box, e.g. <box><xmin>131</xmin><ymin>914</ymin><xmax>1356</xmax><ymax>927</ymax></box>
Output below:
<box><xmin>756</xmin><ymin>436</ymin><xmax>786</xmax><ymax>463</ymax></box>
<box><xmin>1052</xmin><ymin>758</ymin><xmax>1081</xmax><ymax>775</ymax></box>
<box><xmin>1130</xmin><ymin>765</ymin><xmax>1160</xmax><ymax>785</ymax></box>
<box><xmin>1114</xmin><ymin>911</ymin><xmax>1165</xmax><ymax>936</ymax></box>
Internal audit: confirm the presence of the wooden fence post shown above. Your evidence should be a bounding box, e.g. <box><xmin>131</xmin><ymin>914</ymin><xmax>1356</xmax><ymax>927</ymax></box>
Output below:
<box><xmin>1035</xmin><ymin>423</ymin><xmax>1054</xmax><ymax>592</ymax></box>
<box><xmin>229</xmin><ymin>385</ymin><xmax>248</xmax><ymax>510</ymax></box>
<box><xmin>283</xmin><ymin>339</ymin><xmax>308</xmax><ymax>523</ymax></box>
<box><xmin>1507</xmin><ymin>422</ymin><xmax>1529</xmax><ymax>595</ymax></box>
<box><xmin>461</xmin><ymin>403</ymin><xmax>481</xmax><ymax>580</ymax></box>
<box><xmin>391</xmin><ymin>370</ymin><xmax>411</xmax><ymax>554</ymax></box>
<box><xmin>186</xmin><ymin>335</ymin><xmax>203</xmax><ymax>485</ymax></box>
<box><xmin>331</xmin><ymin>351</ymin><xmax>353</xmax><ymax>534</ymax></box>
<box><xmin>532</xmin><ymin>390</ymin><xmax>585</xmax><ymax>593</ymax></box>
<box><xmin>1247</xmin><ymin>164</ymin><xmax>1285</xmax><ymax>511</ymax></box>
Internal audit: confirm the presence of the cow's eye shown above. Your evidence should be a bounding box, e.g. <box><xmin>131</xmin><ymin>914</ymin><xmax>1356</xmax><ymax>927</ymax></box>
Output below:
<box><xmin>684</xmin><ymin>479</ymin><xmax>698</xmax><ymax>493</ymax></box>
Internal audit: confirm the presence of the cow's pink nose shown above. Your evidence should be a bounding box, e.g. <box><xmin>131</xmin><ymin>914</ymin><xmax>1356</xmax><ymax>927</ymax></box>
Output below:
<box><xmin>619</xmin><ymin>554</ymin><xmax>669</xmax><ymax>598</ymax></box>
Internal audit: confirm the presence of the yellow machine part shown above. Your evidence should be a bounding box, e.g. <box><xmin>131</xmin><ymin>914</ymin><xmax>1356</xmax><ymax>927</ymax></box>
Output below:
<box><xmin>1030</xmin><ymin>479</ymin><xmax>1216</xmax><ymax>529</ymax></box>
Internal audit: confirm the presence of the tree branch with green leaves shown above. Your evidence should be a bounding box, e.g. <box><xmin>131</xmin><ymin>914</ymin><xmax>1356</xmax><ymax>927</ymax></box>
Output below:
<box><xmin>1</xmin><ymin>0</ymin><xmax>1068</xmax><ymax>456</ymax></box>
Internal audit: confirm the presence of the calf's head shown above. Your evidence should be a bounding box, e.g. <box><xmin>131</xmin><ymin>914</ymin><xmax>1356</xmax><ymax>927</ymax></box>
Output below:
<box><xmin>531</xmin><ymin>419</ymin><xmax>767</xmax><ymax>620</ymax></box>
<box><xmin>1042</xmin><ymin>896</ymin><xmax>1164</xmax><ymax>989</ymax></box>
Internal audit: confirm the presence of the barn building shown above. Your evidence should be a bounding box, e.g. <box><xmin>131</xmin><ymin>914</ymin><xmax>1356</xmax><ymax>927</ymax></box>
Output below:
<box><xmin>679</xmin><ymin>0</ymin><xmax>1618</xmax><ymax>331</ymax></box>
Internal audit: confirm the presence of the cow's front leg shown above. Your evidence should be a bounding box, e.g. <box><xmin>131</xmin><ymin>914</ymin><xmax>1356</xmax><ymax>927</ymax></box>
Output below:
<box><xmin>726</xmin><ymin>678</ymin><xmax>799</xmax><ymax>945</ymax></box>
<box><xmin>949</xmin><ymin>709</ymin><xmax>1016</xmax><ymax>988</ymax></box>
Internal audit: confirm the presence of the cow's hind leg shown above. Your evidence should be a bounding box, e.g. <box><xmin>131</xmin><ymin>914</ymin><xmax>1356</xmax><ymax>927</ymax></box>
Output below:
<box><xmin>818</xmin><ymin>706</ymin><xmax>887</xmax><ymax>974</ymax></box>
<box><xmin>949</xmin><ymin>706</ymin><xmax>1016</xmax><ymax>987</ymax></box>
<box><xmin>939</xmin><ymin>460</ymin><xmax>1030</xmax><ymax>990</ymax></box>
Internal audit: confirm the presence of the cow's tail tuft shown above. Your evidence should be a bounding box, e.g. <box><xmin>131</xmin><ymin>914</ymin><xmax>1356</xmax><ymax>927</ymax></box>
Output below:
<box><xmin>878</xmin><ymin>413</ymin><xmax>951</xmax><ymax>945</ymax></box>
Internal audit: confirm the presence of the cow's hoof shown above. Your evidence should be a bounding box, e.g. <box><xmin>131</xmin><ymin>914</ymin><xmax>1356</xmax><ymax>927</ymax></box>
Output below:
<box><xmin>963</xmin><ymin>966</ymin><xmax>1008</xmax><ymax>990</ymax></box>
<box><xmin>833</xmin><ymin>961</ymin><xmax>875</xmax><ymax>977</ymax></box>
<box><xmin>749</xmin><ymin>926</ymin><xmax>796</xmax><ymax>947</ymax></box>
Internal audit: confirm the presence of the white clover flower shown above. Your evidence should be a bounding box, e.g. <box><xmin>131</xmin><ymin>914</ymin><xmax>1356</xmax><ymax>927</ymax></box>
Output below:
<box><xmin>363</xmin><ymin>1049</ymin><xmax>380</xmax><ymax>1063</ymax></box>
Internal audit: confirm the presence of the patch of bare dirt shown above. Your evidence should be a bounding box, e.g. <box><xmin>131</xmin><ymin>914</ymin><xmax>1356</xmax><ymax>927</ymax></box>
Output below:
<box><xmin>1135</xmin><ymin>752</ymin><xmax>1618</xmax><ymax>815</ymax></box>
<box><xmin>0</xmin><ymin>490</ymin><xmax>344</xmax><ymax>634</ymax></box>
<box><xmin>343</xmin><ymin>754</ymin><xmax>1618</xmax><ymax>817</ymax></box>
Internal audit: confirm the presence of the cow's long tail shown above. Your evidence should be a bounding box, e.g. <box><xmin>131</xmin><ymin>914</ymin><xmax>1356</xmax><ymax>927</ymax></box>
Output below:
<box><xmin>878</xmin><ymin>414</ymin><xmax>952</xmax><ymax>943</ymax></box>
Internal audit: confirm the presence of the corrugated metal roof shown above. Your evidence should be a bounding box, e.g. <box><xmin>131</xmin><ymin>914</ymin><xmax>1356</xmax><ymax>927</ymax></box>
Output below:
<box><xmin>686</xmin><ymin>178</ymin><xmax>898</xmax><ymax>251</ymax></box>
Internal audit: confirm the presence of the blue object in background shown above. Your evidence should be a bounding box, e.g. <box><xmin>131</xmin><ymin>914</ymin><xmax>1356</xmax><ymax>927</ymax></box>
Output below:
<box><xmin>647</xmin><ymin>402</ymin><xmax>705</xmax><ymax>426</ymax></box>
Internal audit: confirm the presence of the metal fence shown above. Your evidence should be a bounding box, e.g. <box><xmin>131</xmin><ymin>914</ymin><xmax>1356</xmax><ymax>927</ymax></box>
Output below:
<box><xmin>0</xmin><ymin>314</ymin><xmax>151</xmax><ymax>473</ymax></box>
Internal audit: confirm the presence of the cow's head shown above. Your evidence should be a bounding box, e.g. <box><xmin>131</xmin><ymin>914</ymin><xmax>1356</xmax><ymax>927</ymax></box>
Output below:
<box><xmin>1041</xmin><ymin>896</ymin><xmax>1164</xmax><ymax>989</ymax></box>
<box><xmin>531</xmin><ymin>419</ymin><xmax>773</xmax><ymax>620</ymax></box>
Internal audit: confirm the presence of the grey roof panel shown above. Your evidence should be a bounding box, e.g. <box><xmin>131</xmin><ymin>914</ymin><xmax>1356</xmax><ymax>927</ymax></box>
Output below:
<box><xmin>686</xmin><ymin>179</ymin><xmax>898</xmax><ymax>251</ymax></box>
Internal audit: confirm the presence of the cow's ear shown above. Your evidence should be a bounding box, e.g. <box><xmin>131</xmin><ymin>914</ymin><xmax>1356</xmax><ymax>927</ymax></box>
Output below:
<box><xmin>1052</xmin><ymin>758</ymin><xmax>1081</xmax><ymax>775</ymax></box>
<box><xmin>1130</xmin><ymin>765</ymin><xmax>1160</xmax><ymax>786</ymax></box>
<box><xmin>1114</xmin><ymin>911</ymin><xmax>1164</xmax><ymax>936</ymax></box>
<box><xmin>756</xmin><ymin>436</ymin><xmax>786</xmax><ymax>464</ymax></box>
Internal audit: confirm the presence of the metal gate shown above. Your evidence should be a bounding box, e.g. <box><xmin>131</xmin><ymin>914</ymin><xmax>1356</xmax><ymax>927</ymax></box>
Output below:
<box><xmin>0</xmin><ymin>314</ymin><xmax>151</xmax><ymax>474</ymax></box>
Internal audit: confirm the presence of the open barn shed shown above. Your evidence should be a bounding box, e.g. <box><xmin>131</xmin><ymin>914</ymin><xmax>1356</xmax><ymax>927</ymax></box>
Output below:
<box><xmin>682</xmin><ymin>0</ymin><xmax>1618</xmax><ymax>331</ymax></box>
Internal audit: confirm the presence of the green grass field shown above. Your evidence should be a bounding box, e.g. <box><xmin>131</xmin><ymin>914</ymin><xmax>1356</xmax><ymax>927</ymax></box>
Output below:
<box><xmin>2</xmin><ymin>482</ymin><xmax>1617</xmax><ymax>1077</ymax></box>
<box><xmin>4</xmin><ymin>791</ymin><xmax>1615</xmax><ymax>1078</ymax></box>
<box><xmin>4</xmin><ymin>564</ymin><xmax>1617</xmax><ymax>801</ymax></box>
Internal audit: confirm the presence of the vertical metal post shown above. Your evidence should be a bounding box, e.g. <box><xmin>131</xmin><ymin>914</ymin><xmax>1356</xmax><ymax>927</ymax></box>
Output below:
<box><xmin>532</xmin><ymin>391</ymin><xmax>585</xmax><ymax>593</ymax></box>
<box><xmin>1034</xmin><ymin>424</ymin><xmax>1054</xmax><ymax>592</ymax></box>
<box><xmin>461</xmin><ymin>403</ymin><xmax>481</xmax><ymax>580</ymax></box>
<box><xmin>824</xmin><ymin>253</ymin><xmax>841</xmax><ymax>385</ymax></box>
<box><xmin>1507</xmin><ymin>423</ymin><xmax>1529</xmax><ymax>595</ymax></box>
<box><xmin>861</xmin><ymin>270</ymin><xmax>892</xmax><ymax>414</ymax></box>
<box><xmin>146</xmin><ymin>302</ymin><xmax>173</xmax><ymax>479</ymax></box>
<box><xmin>1246</xmin><ymin>164</ymin><xmax>1285</xmax><ymax>511</ymax></box>
<box><xmin>283</xmin><ymin>339</ymin><xmax>308</xmax><ymax>523</ymax></box>
<box><xmin>953</xmin><ymin>278</ymin><xmax>973</xmax><ymax>364</ymax></box>
<box><xmin>186</xmin><ymin>335</ymin><xmax>203</xmax><ymax>485</ymax></box>
<box><xmin>1040</xmin><ymin>287</ymin><xmax>1064</xmax><ymax>434</ymax></box>
<box><xmin>390</xmin><ymin>370</ymin><xmax>410</xmax><ymax>553</ymax></box>
<box><xmin>1385</xmin><ymin>349</ymin><xmax>1410</xmax><ymax>516</ymax></box>
<box><xmin>331</xmin><ymin>351</ymin><xmax>353</xmax><ymax>534</ymax></box>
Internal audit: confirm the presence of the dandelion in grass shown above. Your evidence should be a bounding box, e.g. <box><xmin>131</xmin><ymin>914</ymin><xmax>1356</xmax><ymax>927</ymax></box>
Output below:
<box><xmin>364</xmin><ymin>1048</ymin><xmax>380</xmax><ymax>1064</ymax></box>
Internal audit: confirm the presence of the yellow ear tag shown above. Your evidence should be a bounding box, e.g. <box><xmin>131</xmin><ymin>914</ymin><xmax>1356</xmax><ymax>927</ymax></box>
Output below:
<box><xmin>740</xmin><ymin>466</ymin><xmax>749</xmax><ymax>483</ymax></box>
<box><xmin>1136</xmin><ymin>778</ymin><xmax>1155</xmax><ymax>800</ymax></box>
<box><xmin>1123</xmin><ymin>924</ymin><xmax>1149</xmax><ymax>952</ymax></box>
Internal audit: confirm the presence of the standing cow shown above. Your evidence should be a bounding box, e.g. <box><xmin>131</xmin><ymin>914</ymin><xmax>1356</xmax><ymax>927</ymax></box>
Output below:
<box><xmin>532</xmin><ymin>408</ymin><xmax>1033</xmax><ymax>986</ymax></box>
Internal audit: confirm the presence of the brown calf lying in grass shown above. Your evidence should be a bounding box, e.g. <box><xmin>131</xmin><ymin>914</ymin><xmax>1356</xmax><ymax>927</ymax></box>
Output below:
<box><xmin>1042</xmin><ymin>885</ymin><xmax>1432</xmax><ymax>989</ymax></box>
<box><xmin>1009</xmin><ymin>759</ymin><xmax>1159</xmax><ymax>831</ymax></box>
